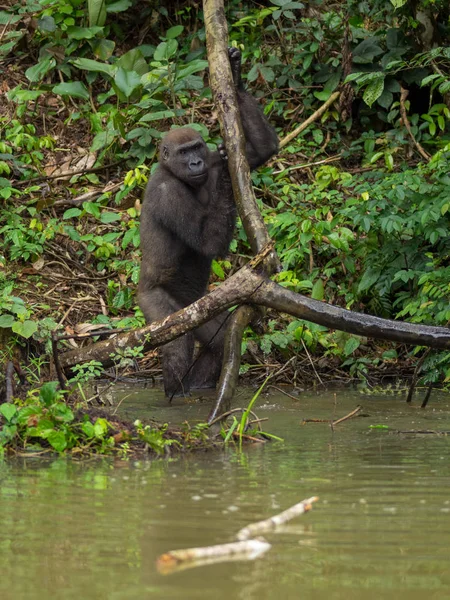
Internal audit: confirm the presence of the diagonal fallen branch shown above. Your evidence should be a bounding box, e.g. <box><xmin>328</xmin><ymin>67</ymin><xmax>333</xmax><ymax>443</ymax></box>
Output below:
<box><xmin>156</xmin><ymin>495</ymin><xmax>318</xmax><ymax>574</ymax></box>
<box><xmin>59</xmin><ymin>251</ymin><xmax>450</xmax><ymax>370</ymax></box>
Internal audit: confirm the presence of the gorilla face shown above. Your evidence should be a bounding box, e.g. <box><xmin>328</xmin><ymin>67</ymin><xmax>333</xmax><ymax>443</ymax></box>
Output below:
<box><xmin>161</xmin><ymin>128</ymin><xmax>209</xmax><ymax>187</ymax></box>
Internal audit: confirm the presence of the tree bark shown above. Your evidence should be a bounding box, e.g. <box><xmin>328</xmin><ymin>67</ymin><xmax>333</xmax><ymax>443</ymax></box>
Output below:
<box><xmin>208</xmin><ymin>305</ymin><xmax>256</xmax><ymax>423</ymax></box>
<box><xmin>203</xmin><ymin>0</ymin><xmax>279</xmax><ymax>271</ymax></box>
<box><xmin>59</xmin><ymin>261</ymin><xmax>450</xmax><ymax>370</ymax></box>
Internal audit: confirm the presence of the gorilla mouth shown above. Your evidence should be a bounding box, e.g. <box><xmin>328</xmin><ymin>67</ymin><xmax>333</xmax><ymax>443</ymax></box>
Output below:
<box><xmin>190</xmin><ymin>172</ymin><xmax>208</xmax><ymax>182</ymax></box>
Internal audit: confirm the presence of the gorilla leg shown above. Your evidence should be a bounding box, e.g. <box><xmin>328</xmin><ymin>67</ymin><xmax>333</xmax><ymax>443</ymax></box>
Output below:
<box><xmin>190</xmin><ymin>313</ymin><xmax>229</xmax><ymax>390</ymax></box>
<box><xmin>139</xmin><ymin>287</ymin><xmax>194</xmax><ymax>397</ymax></box>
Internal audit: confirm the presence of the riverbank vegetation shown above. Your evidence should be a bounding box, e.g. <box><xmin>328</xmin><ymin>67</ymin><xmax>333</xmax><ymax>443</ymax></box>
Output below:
<box><xmin>1</xmin><ymin>0</ymin><xmax>450</xmax><ymax>449</ymax></box>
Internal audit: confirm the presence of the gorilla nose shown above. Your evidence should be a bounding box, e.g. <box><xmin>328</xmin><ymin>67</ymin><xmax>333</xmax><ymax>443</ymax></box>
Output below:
<box><xmin>189</xmin><ymin>159</ymin><xmax>204</xmax><ymax>174</ymax></box>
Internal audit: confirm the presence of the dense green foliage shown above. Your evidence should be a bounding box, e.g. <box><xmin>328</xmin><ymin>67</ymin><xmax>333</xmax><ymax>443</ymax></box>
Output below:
<box><xmin>1</xmin><ymin>0</ymin><xmax>450</xmax><ymax>394</ymax></box>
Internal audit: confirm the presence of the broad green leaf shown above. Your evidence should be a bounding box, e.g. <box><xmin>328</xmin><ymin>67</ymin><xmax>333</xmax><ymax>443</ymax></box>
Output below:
<box><xmin>93</xmin><ymin>38</ymin><xmax>115</xmax><ymax>60</ymax></box>
<box><xmin>311</xmin><ymin>279</ymin><xmax>324</xmax><ymax>301</ymax></box>
<box><xmin>100</xmin><ymin>211</ymin><xmax>121</xmax><ymax>224</ymax></box>
<box><xmin>114</xmin><ymin>67</ymin><xmax>141</xmax><ymax>98</ymax></box>
<box><xmin>176</xmin><ymin>60</ymin><xmax>208</xmax><ymax>79</ymax></box>
<box><xmin>67</xmin><ymin>26</ymin><xmax>103</xmax><ymax>40</ymax></box>
<box><xmin>0</xmin><ymin>314</ymin><xmax>14</xmax><ymax>328</ymax></box>
<box><xmin>47</xmin><ymin>430</ymin><xmax>67</xmax><ymax>452</ymax></box>
<box><xmin>90</xmin><ymin>130</ymin><xmax>115</xmax><ymax>152</ymax></box>
<box><xmin>63</xmin><ymin>207</ymin><xmax>82</xmax><ymax>219</ymax></box>
<box><xmin>377</xmin><ymin>89</ymin><xmax>393</xmax><ymax>109</ymax></box>
<box><xmin>106</xmin><ymin>0</ymin><xmax>132</xmax><ymax>12</ymax></box>
<box><xmin>40</xmin><ymin>382</ymin><xmax>59</xmax><ymax>406</ymax></box>
<box><xmin>94</xmin><ymin>418</ymin><xmax>109</xmax><ymax>437</ymax></box>
<box><xmin>89</xmin><ymin>0</ymin><xmax>106</xmax><ymax>26</ymax></box>
<box><xmin>51</xmin><ymin>403</ymin><xmax>74</xmax><ymax>423</ymax></box>
<box><xmin>25</xmin><ymin>57</ymin><xmax>56</xmax><ymax>82</ymax></box>
<box><xmin>353</xmin><ymin>37</ymin><xmax>384</xmax><ymax>64</ymax></box>
<box><xmin>83</xmin><ymin>201</ymin><xmax>101</xmax><ymax>218</ymax></box>
<box><xmin>0</xmin><ymin>11</ymin><xmax>21</xmax><ymax>24</ymax></box>
<box><xmin>344</xmin><ymin>336</ymin><xmax>361</xmax><ymax>356</ymax></box>
<box><xmin>139</xmin><ymin>109</ymin><xmax>177</xmax><ymax>122</ymax></box>
<box><xmin>53</xmin><ymin>81</ymin><xmax>89</xmax><ymax>100</ymax></box>
<box><xmin>154</xmin><ymin>39</ymin><xmax>178</xmax><ymax>61</ymax></box>
<box><xmin>12</xmin><ymin>320</ymin><xmax>38</xmax><ymax>339</ymax></box>
<box><xmin>117</xmin><ymin>48</ymin><xmax>148</xmax><ymax>76</ymax></box>
<box><xmin>71</xmin><ymin>57</ymin><xmax>115</xmax><ymax>77</ymax></box>
<box><xmin>390</xmin><ymin>0</ymin><xmax>407</xmax><ymax>7</ymax></box>
<box><xmin>82</xmin><ymin>421</ymin><xmax>95</xmax><ymax>438</ymax></box>
<box><xmin>38</xmin><ymin>16</ymin><xmax>56</xmax><ymax>32</ymax></box>
<box><xmin>363</xmin><ymin>76</ymin><xmax>385</xmax><ymax>108</ymax></box>
<box><xmin>166</xmin><ymin>25</ymin><xmax>184</xmax><ymax>39</ymax></box>
<box><xmin>211</xmin><ymin>260</ymin><xmax>225</xmax><ymax>279</ymax></box>
<box><xmin>259</xmin><ymin>65</ymin><xmax>275</xmax><ymax>82</ymax></box>
<box><xmin>0</xmin><ymin>404</ymin><xmax>17</xmax><ymax>423</ymax></box>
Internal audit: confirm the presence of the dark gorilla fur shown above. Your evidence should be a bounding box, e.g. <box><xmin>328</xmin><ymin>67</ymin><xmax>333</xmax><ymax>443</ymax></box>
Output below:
<box><xmin>138</xmin><ymin>48</ymin><xmax>278</xmax><ymax>398</ymax></box>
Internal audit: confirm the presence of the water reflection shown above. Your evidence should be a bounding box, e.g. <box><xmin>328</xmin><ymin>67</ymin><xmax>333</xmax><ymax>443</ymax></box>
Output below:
<box><xmin>0</xmin><ymin>390</ymin><xmax>449</xmax><ymax>599</ymax></box>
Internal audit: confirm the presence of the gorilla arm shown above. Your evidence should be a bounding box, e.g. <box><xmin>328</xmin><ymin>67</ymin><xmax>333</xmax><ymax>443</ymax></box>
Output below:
<box><xmin>152</xmin><ymin>177</ymin><xmax>235</xmax><ymax>259</ymax></box>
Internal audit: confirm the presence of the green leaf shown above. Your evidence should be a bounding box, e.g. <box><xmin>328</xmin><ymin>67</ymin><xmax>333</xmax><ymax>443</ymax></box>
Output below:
<box><xmin>90</xmin><ymin>130</ymin><xmax>115</xmax><ymax>152</ymax></box>
<box><xmin>117</xmin><ymin>48</ymin><xmax>148</xmax><ymax>76</ymax></box>
<box><xmin>0</xmin><ymin>314</ymin><xmax>14</xmax><ymax>328</ymax></box>
<box><xmin>100</xmin><ymin>211</ymin><xmax>121</xmax><ymax>224</ymax></box>
<box><xmin>106</xmin><ymin>0</ymin><xmax>132</xmax><ymax>12</ymax></box>
<box><xmin>258</xmin><ymin>65</ymin><xmax>275</xmax><ymax>82</ymax></box>
<box><xmin>353</xmin><ymin>38</ymin><xmax>384</xmax><ymax>64</ymax></box>
<box><xmin>83</xmin><ymin>201</ymin><xmax>102</xmax><ymax>218</ymax></box>
<box><xmin>63</xmin><ymin>207</ymin><xmax>82</xmax><ymax>219</ymax></box>
<box><xmin>25</xmin><ymin>57</ymin><xmax>56</xmax><ymax>82</ymax></box>
<box><xmin>0</xmin><ymin>404</ymin><xmax>17</xmax><ymax>423</ymax></box>
<box><xmin>0</xmin><ymin>11</ymin><xmax>22</xmax><ymax>24</ymax></box>
<box><xmin>71</xmin><ymin>57</ymin><xmax>115</xmax><ymax>77</ymax></box>
<box><xmin>89</xmin><ymin>0</ymin><xmax>106</xmax><ymax>26</ymax></box>
<box><xmin>94</xmin><ymin>418</ymin><xmax>109</xmax><ymax>437</ymax></box>
<box><xmin>311</xmin><ymin>279</ymin><xmax>324</xmax><ymax>301</ymax></box>
<box><xmin>82</xmin><ymin>421</ymin><xmax>95</xmax><ymax>438</ymax></box>
<box><xmin>211</xmin><ymin>260</ymin><xmax>225</xmax><ymax>279</ymax></box>
<box><xmin>16</xmin><ymin>405</ymin><xmax>43</xmax><ymax>426</ymax></box>
<box><xmin>40</xmin><ymin>382</ymin><xmax>59</xmax><ymax>407</ymax></box>
<box><xmin>363</xmin><ymin>76</ymin><xmax>385</xmax><ymax>108</ymax></box>
<box><xmin>53</xmin><ymin>81</ymin><xmax>90</xmax><ymax>100</ymax></box>
<box><xmin>139</xmin><ymin>109</ymin><xmax>177</xmax><ymax>123</ymax></box>
<box><xmin>51</xmin><ymin>403</ymin><xmax>74</xmax><ymax>423</ymax></box>
<box><xmin>344</xmin><ymin>336</ymin><xmax>361</xmax><ymax>356</ymax></box>
<box><xmin>47</xmin><ymin>430</ymin><xmax>67</xmax><ymax>452</ymax></box>
<box><xmin>12</xmin><ymin>320</ymin><xmax>38</xmax><ymax>339</ymax></box>
<box><xmin>154</xmin><ymin>39</ymin><xmax>178</xmax><ymax>61</ymax></box>
<box><xmin>38</xmin><ymin>16</ymin><xmax>56</xmax><ymax>32</ymax></box>
<box><xmin>67</xmin><ymin>26</ymin><xmax>103</xmax><ymax>40</ymax></box>
<box><xmin>390</xmin><ymin>0</ymin><xmax>407</xmax><ymax>7</ymax></box>
<box><xmin>166</xmin><ymin>25</ymin><xmax>184</xmax><ymax>39</ymax></box>
<box><xmin>377</xmin><ymin>89</ymin><xmax>393</xmax><ymax>109</ymax></box>
<box><xmin>114</xmin><ymin>67</ymin><xmax>142</xmax><ymax>98</ymax></box>
<box><xmin>93</xmin><ymin>38</ymin><xmax>115</xmax><ymax>60</ymax></box>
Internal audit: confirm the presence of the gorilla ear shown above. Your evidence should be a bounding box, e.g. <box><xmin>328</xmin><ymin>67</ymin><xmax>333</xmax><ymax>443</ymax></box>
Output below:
<box><xmin>162</xmin><ymin>146</ymin><xmax>169</xmax><ymax>161</ymax></box>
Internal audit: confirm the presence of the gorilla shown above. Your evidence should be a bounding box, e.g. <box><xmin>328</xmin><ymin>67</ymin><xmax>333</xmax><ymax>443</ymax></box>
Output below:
<box><xmin>138</xmin><ymin>48</ymin><xmax>278</xmax><ymax>398</ymax></box>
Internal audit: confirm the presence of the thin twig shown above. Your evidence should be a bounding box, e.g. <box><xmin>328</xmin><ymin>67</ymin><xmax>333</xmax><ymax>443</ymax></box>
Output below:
<box><xmin>407</xmin><ymin>348</ymin><xmax>430</xmax><ymax>403</ymax></box>
<box><xmin>301</xmin><ymin>339</ymin><xmax>323</xmax><ymax>385</ymax></box>
<box><xmin>332</xmin><ymin>405</ymin><xmax>362</xmax><ymax>426</ymax></box>
<box><xmin>5</xmin><ymin>361</ymin><xmax>15</xmax><ymax>403</ymax></box>
<box><xmin>51</xmin><ymin>332</ymin><xmax>67</xmax><ymax>390</ymax></box>
<box><xmin>400</xmin><ymin>87</ymin><xmax>431</xmax><ymax>162</ymax></box>
<box><xmin>268</xmin><ymin>385</ymin><xmax>299</xmax><ymax>401</ymax></box>
<box><xmin>279</xmin><ymin>92</ymin><xmax>340</xmax><ymax>149</ymax></box>
<box><xmin>13</xmin><ymin>161</ymin><xmax>122</xmax><ymax>186</ymax></box>
<box><xmin>274</xmin><ymin>154</ymin><xmax>341</xmax><ymax>174</ymax></box>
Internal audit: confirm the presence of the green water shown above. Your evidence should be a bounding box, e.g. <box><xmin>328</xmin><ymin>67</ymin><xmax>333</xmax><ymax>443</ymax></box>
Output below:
<box><xmin>1</xmin><ymin>389</ymin><xmax>450</xmax><ymax>600</ymax></box>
